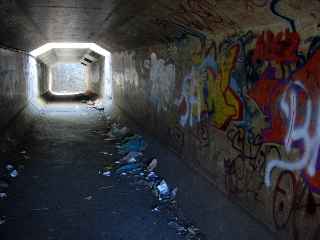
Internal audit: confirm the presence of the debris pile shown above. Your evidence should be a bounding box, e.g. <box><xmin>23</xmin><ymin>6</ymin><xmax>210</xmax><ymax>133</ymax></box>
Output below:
<box><xmin>99</xmin><ymin>121</ymin><xmax>206</xmax><ymax>240</ymax></box>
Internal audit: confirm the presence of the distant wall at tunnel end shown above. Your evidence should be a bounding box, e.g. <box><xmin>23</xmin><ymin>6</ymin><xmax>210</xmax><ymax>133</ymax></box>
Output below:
<box><xmin>112</xmin><ymin>20</ymin><xmax>320</xmax><ymax>238</ymax></box>
<box><xmin>50</xmin><ymin>63</ymin><xmax>86</xmax><ymax>93</ymax></box>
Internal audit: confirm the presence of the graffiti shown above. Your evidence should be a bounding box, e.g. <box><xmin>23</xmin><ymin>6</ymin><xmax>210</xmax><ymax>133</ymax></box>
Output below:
<box><xmin>248</xmin><ymin>78</ymin><xmax>289</xmax><ymax>143</ymax></box>
<box><xmin>168</xmin><ymin>125</ymin><xmax>185</xmax><ymax>155</ymax></box>
<box><xmin>149</xmin><ymin>53</ymin><xmax>176</xmax><ymax>112</ymax></box>
<box><xmin>192</xmin><ymin>120</ymin><xmax>210</xmax><ymax>148</ymax></box>
<box><xmin>263</xmin><ymin>41</ymin><xmax>320</xmax><ymax>188</ymax></box>
<box><xmin>176</xmin><ymin>74</ymin><xmax>199</xmax><ymax>127</ymax></box>
<box><xmin>272</xmin><ymin>169</ymin><xmax>320</xmax><ymax>239</ymax></box>
<box><xmin>270</xmin><ymin>0</ymin><xmax>296</xmax><ymax>32</ymax></box>
<box><xmin>246</xmin><ymin>30</ymin><xmax>301</xmax><ymax>143</ymax></box>
<box><xmin>224</xmin><ymin>125</ymin><xmax>281</xmax><ymax>197</ymax></box>
<box><xmin>113</xmin><ymin>16</ymin><xmax>320</xmax><ymax>237</ymax></box>
<box><xmin>207</xmin><ymin>46</ymin><xmax>244</xmax><ymax>129</ymax></box>
<box><xmin>253</xmin><ymin>29</ymin><xmax>300</xmax><ymax>65</ymax></box>
<box><xmin>265</xmin><ymin>82</ymin><xmax>320</xmax><ymax>187</ymax></box>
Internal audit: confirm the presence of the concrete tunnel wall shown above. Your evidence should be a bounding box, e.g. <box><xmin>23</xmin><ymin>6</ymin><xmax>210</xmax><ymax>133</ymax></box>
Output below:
<box><xmin>0</xmin><ymin>47</ymin><xmax>46</xmax><ymax>130</ymax></box>
<box><xmin>1</xmin><ymin>0</ymin><xmax>320</xmax><ymax>238</ymax></box>
<box><xmin>111</xmin><ymin>16</ymin><xmax>320</xmax><ymax>238</ymax></box>
<box><xmin>87</xmin><ymin>57</ymin><xmax>105</xmax><ymax>96</ymax></box>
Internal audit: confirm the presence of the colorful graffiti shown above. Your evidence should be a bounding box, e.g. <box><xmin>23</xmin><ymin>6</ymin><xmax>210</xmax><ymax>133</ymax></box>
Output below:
<box><xmin>253</xmin><ymin>29</ymin><xmax>300</xmax><ymax>65</ymax></box>
<box><xmin>265</xmin><ymin>82</ymin><xmax>320</xmax><ymax>187</ymax></box>
<box><xmin>176</xmin><ymin>32</ymin><xmax>256</xmax><ymax>130</ymax></box>
<box><xmin>149</xmin><ymin>53</ymin><xmax>176</xmax><ymax>112</ymax></box>
<box><xmin>263</xmin><ymin>48</ymin><xmax>320</xmax><ymax>186</ymax></box>
<box><xmin>113</xmin><ymin>12</ymin><xmax>320</xmax><ymax>237</ymax></box>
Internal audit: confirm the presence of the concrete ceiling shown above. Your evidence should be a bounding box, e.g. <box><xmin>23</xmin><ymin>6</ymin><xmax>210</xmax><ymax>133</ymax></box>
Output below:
<box><xmin>0</xmin><ymin>0</ymin><xmax>319</xmax><ymax>52</ymax></box>
<box><xmin>37</xmin><ymin>48</ymin><xmax>88</xmax><ymax>65</ymax></box>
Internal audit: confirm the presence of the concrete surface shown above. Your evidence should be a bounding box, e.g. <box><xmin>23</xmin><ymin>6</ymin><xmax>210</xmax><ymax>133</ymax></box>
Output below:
<box><xmin>0</xmin><ymin>102</ymin><xmax>274</xmax><ymax>240</ymax></box>
<box><xmin>0</xmin><ymin>1</ymin><xmax>319</xmax><ymax>51</ymax></box>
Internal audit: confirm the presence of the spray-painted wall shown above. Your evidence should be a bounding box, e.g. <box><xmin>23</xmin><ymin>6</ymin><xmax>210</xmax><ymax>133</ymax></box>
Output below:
<box><xmin>112</xmin><ymin>5</ymin><xmax>320</xmax><ymax>238</ymax></box>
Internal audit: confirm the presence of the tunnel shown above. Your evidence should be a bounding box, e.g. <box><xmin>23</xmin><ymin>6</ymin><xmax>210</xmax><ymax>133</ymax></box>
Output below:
<box><xmin>0</xmin><ymin>1</ymin><xmax>319</xmax><ymax>239</ymax></box>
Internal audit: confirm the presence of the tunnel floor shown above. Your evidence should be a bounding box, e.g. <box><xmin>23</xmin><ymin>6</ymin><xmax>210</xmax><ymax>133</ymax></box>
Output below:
<box><xmin>0</xmin><ymin>103</ymin><xmax>274</xmax><ymax>240</ymax></box>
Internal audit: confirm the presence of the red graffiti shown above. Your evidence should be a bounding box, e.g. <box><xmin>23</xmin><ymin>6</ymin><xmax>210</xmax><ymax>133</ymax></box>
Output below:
<box><xmin>253</xmin><ymin>29</ymin><xmax>300</xmax><ymax>64</ymax></box>
<box><xmin>292</xmin><ymin>48</ymin><xmax>320</xmax><ymax>101</ymax></box>
<box><xmin>249</xmin><ymin>45</ymin><xmax>320</xmax><ymax>146</ymax></box>
<box><xmin>248</xmin><ymin>73</ymin><xmax>288</xmax><ymax>143</ymax></box>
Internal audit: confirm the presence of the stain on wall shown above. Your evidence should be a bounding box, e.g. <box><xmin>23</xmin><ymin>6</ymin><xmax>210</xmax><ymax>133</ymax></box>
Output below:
<box><xmin>112</xmin><ymin>2</ymin><xmax>320</xmax><ymax>239</ymax></box>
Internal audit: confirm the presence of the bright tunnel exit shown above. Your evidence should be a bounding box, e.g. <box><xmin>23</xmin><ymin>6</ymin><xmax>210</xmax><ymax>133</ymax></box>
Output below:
<box><xmin>28</xmin><ymin>43</ymin><xmax>112</xmax><ymax>108</ymax></box>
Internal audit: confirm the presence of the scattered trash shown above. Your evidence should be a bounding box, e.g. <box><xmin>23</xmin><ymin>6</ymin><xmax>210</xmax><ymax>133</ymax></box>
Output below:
<box><xmin>115</xmin><ymin>162</ymin><xmax>143</xmax><ymax>175</ymax></box>
<box><xmin>119</xmin><ymin>151</ymin><xmax>143</xmax><ymax>163</ymax></box>
<box><xmin>100</xmin><ymin>152</ymin><xmax>113</xmax><ymax>156</ymax></box>
<box><xmin>0</xmin><ymin>193</ymin><xmax>7</xmax><ymax>199</ymax></box>
<box><xmin>127</xmin><ymin>157</ymin><xmax>137</xmax><ymax>163</ymax></box>
<box><xmin>20</xmin><ymin>150</ymin><xmax>27</xmax><ymax>154</ymax></box>
<box><xmin>9</xmin><ymin>170</ymin><xmax>18</xmax><ymax>178</ymax></box>
<box><xmin>106</xmin><ymin>125</ymin><xmax>129</xmax><ymax>139</ymax></box>
<box><xmin>97</xmin><ymin>121</ymin><xmax>205</xmax><ymax>239</ymax></box>
<box><xmin>93</xmin><ymin>100</ymin><xmax>104</xmax><ymax>111</ymax></box>
<box><xmin>152</xmin><ymin>206</ymin><xmax>160</xmax><ymax>212</ymax></box>
<box><xmin>102</xmin><ymin>171</ymin><xmax>112</xmax><ymax>177</ymax></box>
<box><xmin>0</xmin><ymin>216</ymin><xmax>5</xmax><ymax>225</ymax></box>
<box><xmin>117</xmin><ymin>136</ymin><xmax>146</xmax><ymax>155</ymax></box>
<box><xmin>147</xmin><ymin>158</ymin><xmax>158</xmax><ymax>172</ymax></box>
<box><xmin>146</xmin><ymin>171</ymin><xmax>159</xmax><ymax>182</ymax></box>
<box><xmin>84</xmin><ymin>196</ymin><xmax>93</xmax><ymax>201</ymax></box>
<box><xmin>156</xmin><ymin>180</ymin><xmax>170</xmax><ymax>201</ymax></box>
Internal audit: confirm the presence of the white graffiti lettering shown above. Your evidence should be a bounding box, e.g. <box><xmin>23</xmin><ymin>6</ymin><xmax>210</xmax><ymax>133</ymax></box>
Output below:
<box><xmin>265</xmin><ymin>81</ymin><xmax>320</xmax><ymax>187</ymax></box>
